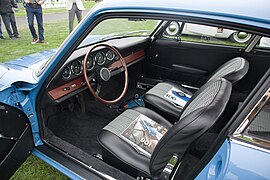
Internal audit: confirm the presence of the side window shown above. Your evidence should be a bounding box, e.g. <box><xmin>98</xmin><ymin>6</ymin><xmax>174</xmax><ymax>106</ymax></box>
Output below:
<box><xmin>234</xmin><ymin>88</ymin><xmax>270</xmax><ymax>149</ymax></box>
<box><xmin>163</xmin><ymin>21</ymin><xmax>252</xmax><ymax>47</ymax></box>
<box><xmin>257</xmin><ymin>37</ymin><xmax>270</xmax><ymax>49</ymax></box>
<box><xmin>243</xmin><ymin>92</ymin><xmax>270</xmax><ymax>143</ymax></box>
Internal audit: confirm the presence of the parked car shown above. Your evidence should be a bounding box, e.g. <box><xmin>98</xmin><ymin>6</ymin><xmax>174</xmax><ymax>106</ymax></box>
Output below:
<box><xmin>0</xmin><ymin>0</ymin><xmax>270</xmax><ymax>179</ymax></box>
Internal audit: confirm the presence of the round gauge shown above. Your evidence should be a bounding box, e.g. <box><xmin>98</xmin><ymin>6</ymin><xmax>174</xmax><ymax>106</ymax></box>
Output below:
<box><xmin>95</xmin><ymin>51</ymin><xmax>105</xmax><ymax>65</ymax></box>
<box><xmin>86</xmin><ymin>56</ymin><xmax>95</xmax><ymax>71</ymax></box>
<box><xmin>105</xmin><ymin>50</ymin><xmax>115</xmax><ymax>61</ymax></box>
<box><xmin>62</xmin><ymin>66</ymin><xmax>71</xmax><ymax>80</ymax></box>
<box><xmin>71</xmin><ymin>60</ymin><xmax>82</xmax><ymax>75</ymax></box>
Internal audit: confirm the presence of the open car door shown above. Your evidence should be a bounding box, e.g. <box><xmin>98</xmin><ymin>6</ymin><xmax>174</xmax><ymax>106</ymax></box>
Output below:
<box><xmin>0</xmin><ymin>102</ymin><xmax>34</xmax><ymax>179</ymax></box>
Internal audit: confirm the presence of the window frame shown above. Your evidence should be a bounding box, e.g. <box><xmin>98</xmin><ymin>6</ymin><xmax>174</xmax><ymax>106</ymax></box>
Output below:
<box><xmin>160</xmin><ymin>21</ymin><xmax>255</xmax><ymax>48</ymax></box>
<box><xmin>232</xmin><ymin>87</ymin><xmax>270</xmax><ymax>152</ymax></box>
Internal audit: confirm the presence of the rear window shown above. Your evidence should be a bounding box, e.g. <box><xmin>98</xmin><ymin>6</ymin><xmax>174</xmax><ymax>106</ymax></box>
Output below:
<box><xmin>163</xmin><ymin>22</ymin><xmax>253</xmax><ymax>47</ymax></box>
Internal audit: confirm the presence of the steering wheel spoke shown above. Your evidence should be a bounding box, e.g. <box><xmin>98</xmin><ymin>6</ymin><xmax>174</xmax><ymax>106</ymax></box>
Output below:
<box><xmin>87</xmin><ymin>70</ymin><xmax>97</xmax><ymax>82</ymax></box>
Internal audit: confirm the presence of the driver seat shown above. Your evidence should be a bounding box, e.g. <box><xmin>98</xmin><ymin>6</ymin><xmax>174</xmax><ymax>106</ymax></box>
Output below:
<box><xmin>98</xmin><ymin>78</ymin><xmax>232</xmax><ymax>178</ymax></box>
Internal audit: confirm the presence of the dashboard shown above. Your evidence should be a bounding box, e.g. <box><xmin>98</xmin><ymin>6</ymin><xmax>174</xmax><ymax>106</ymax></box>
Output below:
<box><xmin>61</xmin><ymin>48</ymin><xmax>118</xmax><ymax>81</ymax></box>
<box><xmin>47</xmin><ymin>37</ymin><xmax>151</xmax><ymax>102</ymax></box>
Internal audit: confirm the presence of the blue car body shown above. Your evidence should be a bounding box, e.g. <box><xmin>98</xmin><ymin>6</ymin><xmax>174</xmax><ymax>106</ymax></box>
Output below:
<box><xmin>0</xmin><ymin>0</ymin><xmax>270</xmax><ymax>179</ymax></box>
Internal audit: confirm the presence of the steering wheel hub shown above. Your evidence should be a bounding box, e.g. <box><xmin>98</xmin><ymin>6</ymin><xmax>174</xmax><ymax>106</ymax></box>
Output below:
<box><xmin>100</xmin><ymin>67</ymin><xmax>111</xmax><ymax>81</ymax></box>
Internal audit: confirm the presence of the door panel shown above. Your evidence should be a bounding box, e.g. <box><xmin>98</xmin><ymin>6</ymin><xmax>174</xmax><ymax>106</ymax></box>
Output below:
<box><xmin>143</xmin><ymin>39</ymin><xmax>243</xmax><ymax>87</ymax></box>
<box><xmin>0</xmin><ymin>103</ymin><xmax>34</xmax><ymax>179</ymax></box>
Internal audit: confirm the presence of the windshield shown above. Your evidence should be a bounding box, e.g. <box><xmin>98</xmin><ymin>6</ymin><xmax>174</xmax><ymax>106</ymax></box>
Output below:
<box><xmin>80</xmin><ymin>18</ymin><xmax>159</xmax><ymax>47</ymax></box>
<box><xmin>37</xmin><ymin>18</ymin><xmax>159</xmax><ymax>76</ymax></box>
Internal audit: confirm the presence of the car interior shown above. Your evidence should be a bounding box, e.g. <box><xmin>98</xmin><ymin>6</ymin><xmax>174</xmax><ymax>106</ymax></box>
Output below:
<box><xmin>36</xmin><ymin>16</ymin><xmax>270</xmax><ymax>179</ymax></box>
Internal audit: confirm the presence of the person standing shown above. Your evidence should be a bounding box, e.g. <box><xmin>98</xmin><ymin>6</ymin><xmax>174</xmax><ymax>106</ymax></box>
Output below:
<box><xmin>9</xmin><ymin>0</ymin><xmax>20</xmax><ymax>38</ymax></box>
<box><xmin>24</xmin><ymin>0</ymin><xmax>47</xmax><ymax>44</ymax></box>
<box><xmin>66</xmin><ymin>0</ymin><xmax>84</xmax><ymax>33</ymax></box>
<box><xmin>0</xmin><ymin>16</ymin><xmax>5</xmax><ymax>39</ymax></box>
<box><xmin>0</xmin><ymin>0</ymin><xmax>20</xmax><ymax>39</ymax></box>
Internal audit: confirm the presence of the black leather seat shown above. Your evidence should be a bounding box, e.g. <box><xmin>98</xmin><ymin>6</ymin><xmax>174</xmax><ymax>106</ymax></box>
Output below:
<box><xmin>98</xmin><ymin>78</ymin><xmax>232</xmax><ymax>178</ymax></box>
<box><xmin>143</xmin><ymin>57</ymin><xmax>249</xmax><ymax>123</ymax></box>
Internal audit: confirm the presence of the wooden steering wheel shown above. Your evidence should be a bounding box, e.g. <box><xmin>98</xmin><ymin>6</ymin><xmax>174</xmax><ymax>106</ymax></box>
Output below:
<box><xmin>83</xmin><ymin>44</ymin><xmax>129</xmax><ymax>104</ymax></box>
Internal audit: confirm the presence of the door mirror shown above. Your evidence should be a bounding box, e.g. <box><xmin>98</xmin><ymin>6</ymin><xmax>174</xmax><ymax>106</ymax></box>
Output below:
<box><xmin>165</xmin><ymin>21</ymin><xmax>180</xmax><ymax>36</ymax></box>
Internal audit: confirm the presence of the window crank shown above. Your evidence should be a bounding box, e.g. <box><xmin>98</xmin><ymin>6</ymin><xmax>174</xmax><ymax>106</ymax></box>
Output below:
<box><xmin>0</xmin><ymin>132</ymin><xmax>17</xmax><ymax>141</ymax></box>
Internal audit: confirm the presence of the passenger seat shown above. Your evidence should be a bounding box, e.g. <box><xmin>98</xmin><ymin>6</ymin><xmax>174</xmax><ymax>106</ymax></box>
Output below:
<box><xmin>143</xmin><ymin>57</ymin><xmax>249</xmax><ymax>123</ymax></box>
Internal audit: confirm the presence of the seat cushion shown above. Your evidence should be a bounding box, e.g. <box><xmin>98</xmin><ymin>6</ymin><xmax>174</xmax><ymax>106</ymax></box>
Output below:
<box><xmin>143</xmin><ymin>82</ymin><xmax>193</xmax><ymax>123</ymax></box>
<box><xmin>98</xmin><ymin>107</ymin><xmax>172</xmax><ymax>177</ymax></box>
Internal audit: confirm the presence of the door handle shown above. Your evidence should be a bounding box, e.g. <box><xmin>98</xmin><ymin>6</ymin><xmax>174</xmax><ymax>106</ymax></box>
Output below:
<box><xmin>208</xmin><ymin>158</ymin><xmax>222</xmax><ymax>179</ymax></box>
<box><xmin>172</xmin><ymin>64</ymin><xmax>208</xmax><ymax>75</ymax></box>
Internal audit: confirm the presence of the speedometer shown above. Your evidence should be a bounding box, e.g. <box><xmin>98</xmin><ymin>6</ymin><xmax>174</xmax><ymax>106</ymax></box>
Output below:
<box><xmin>95</xmin><ymin>51</ymin><xmax>105</xmax><ymax>65</ymax></box>
<box><xmin>71</xmin><ymin>60</ymin><xmax>82</xmax><ymax>75</ymax></box>
<box><xmin>62</xmin><ymin>66</ymin><xmax>71</xmax><ymax>80</ymax></box>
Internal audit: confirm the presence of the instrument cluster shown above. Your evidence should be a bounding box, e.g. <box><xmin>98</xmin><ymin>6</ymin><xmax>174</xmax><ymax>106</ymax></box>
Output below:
<box><xmin>62</xmin><ymin>49</ymin><xmax>117</xmax><ymax>80</ymax></box>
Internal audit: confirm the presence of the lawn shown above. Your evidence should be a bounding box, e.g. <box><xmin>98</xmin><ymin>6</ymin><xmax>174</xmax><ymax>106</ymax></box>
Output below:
<box><xmin>0</xmin><ymin>20</ymin><xmax>69</xmax><ymax>62</ymax></box>
<box><xmin>15</xmin><ymin>1</ymin><xmax>96</xmax><ymax>16</ymax></box>
<box><xmin>11</xmin><ymin>156</ymin><xmax>69</xmax><ymax>180</ymax></box>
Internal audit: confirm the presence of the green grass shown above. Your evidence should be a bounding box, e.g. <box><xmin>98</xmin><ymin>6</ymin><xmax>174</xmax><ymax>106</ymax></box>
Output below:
<box><xmin>0</xmin><ymin>20</ymin><xmax>68</xmax><ymax>62</ymax></box>
<box><xmin>11</xmin><ymin>155</ymin><xmax>69</xmax><ymax>180</ymax></box>
<box><xmin>15</xmin><ymin>1</ymin><xmax>96</xmax><ymax>17</ymax></box>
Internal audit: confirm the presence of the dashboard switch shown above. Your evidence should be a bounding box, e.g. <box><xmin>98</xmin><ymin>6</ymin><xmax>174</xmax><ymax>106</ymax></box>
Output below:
<box><xmin>71</xmin><ymin>84</ymin><xmax>77</xmax><ymax>88</ymax></box>
<box><xmin>63</xmin><ymin>87</ymin><xmax>70</xmax><ymax>91</ymax></box>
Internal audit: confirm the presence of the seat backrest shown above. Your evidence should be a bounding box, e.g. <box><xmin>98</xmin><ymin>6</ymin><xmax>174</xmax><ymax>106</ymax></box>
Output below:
<box><xmin>207</xmin><ymin>57</ymin><xmax>249</xmax><ymax>85</ymax></box>
<box><xmin>149</xmin><ymin>78</ymin><xmax>232</xmax><ymax>177</ymax></box>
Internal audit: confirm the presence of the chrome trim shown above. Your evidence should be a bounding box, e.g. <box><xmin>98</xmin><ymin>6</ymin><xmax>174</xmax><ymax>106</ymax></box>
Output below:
<box><xmin>181</xmin><ymin>84</ymin><xmax>199</xmax><ymax>90</ymax></box>
<box><xmin>105</xmin><ymin>50</ymin><xmax>115</xmax><ymax>61</ymax></box>
<box><xmin>100</xmin><ymin>67</ymin><xmax>111</xmax><ymax>81</ymax></box>
<box><xmin>87</xmin><ymin>166</ymin><xmax>117</xmax><ymax>180</ymax></box>
<box><xmin>62</xmin><ymin>66</ymin><xmax>71</xmax><ymax>80</ymax></box>
<box><xmin>95</xmin><ymin>51</ymin><xmax>106</xmax><ymax>65</ymax></box>
<box><xmin>171</xmin><ymin>161</ymin><xmax>181</xmax><ymax>180</ymax></box>
<box><xmin>230</xmin><ymin>138</ymin><xmax>270</xmax><ymax>154</ymax></box>
<box><xmin>234</xmin><ymin>87</ymin><xmax>270</xmax><ymax>136</ymax></box>
<box><xmin>86</xmin><ymin>56</ymin><xmax>95</xmax><ymax>71</ymax></box>
<box><xmin>245</xmin><ymin>35</ymin><xmax>261</xmax><ymax>53</ymax></box>
<box><xmin>71</xmin><ymin>60</ymin><xmax>83</xmax><ymax>76</ymax></box>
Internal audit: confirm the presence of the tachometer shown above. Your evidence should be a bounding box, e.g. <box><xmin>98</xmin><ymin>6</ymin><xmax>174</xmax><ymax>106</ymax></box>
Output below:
<box><xmin>105</xmin><ymin>50</ymin><xmax>115</xmax><ymax>61</ymax></box>
<box><xmin>71</xmin><ymin>60</ymin><xmax>82</xmax><ymax>75</ymax></box>
<box><xmin>62</xmin><ymin>66</ymin><xmax>71</xmax><ymax>80</ymax></box>
<box><xmin>86</xmin><ymin>56</ymin><xmax>95</xmax><ymax>71</ymax></box>
<box><xmin>95</xmin><ymin>51</ymin><xmax>105</xmax><ymax>65</ymax></box>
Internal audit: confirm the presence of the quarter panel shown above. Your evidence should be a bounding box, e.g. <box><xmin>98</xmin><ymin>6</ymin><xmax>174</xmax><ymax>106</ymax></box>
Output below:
<box><xmin>224</xmin><ymin>140</ymin><xmax>270</xmax><ymax>180</ymax></box>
